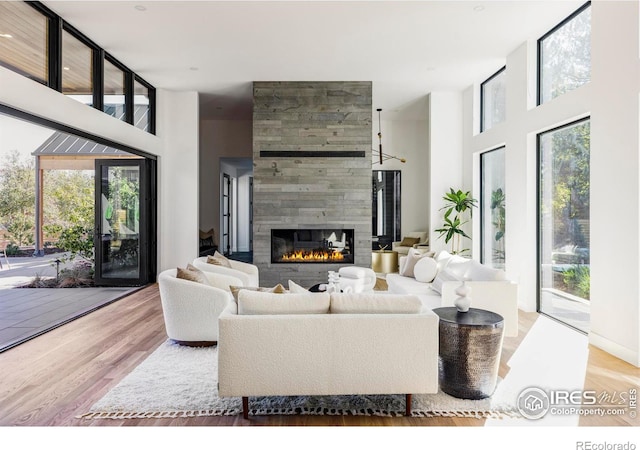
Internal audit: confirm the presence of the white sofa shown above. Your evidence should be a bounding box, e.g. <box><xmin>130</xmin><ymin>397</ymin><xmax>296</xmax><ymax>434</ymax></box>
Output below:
<box><xmin>192</xmin><ymin>255</ymin><xmax>259</xmax><ymax>286</ymax></box>
<box><xmin>218</xmin><ymin>291</ymin><xmax>439</xmax><ymax>418</ymax></box>
<box><xmin>386</xmin><ymin>250</ymin><xmax>519</xmax><ymax>337</ymax></box>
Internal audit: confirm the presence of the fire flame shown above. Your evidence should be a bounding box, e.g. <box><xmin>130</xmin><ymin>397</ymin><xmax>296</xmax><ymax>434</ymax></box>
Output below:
<box><xmin>280</xmin><ymin>249</ymin><xmax>345</xmax><ymax>262</ymax></box>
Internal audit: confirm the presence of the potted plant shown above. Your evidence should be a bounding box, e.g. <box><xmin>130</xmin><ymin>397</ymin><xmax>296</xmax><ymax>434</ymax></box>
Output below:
<box><xmin>435</xmin><ymin>188</ymin><xmax>478</xmax><ymax>255</ymax></box>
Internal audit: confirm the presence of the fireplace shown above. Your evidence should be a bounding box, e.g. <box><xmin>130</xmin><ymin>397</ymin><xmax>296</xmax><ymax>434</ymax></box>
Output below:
<box><xmin>271</xmin><ymin>229</ymin><xmax>354</xmax><ymax>264</ymax></box>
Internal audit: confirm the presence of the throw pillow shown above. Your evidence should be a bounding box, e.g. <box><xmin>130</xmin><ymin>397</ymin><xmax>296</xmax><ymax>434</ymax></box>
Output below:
<box><xmin>288</xmin><ymin>280</ymin><xmax>309</xmax><ymax>293</ymax></box>
<box><xmin>430</xmin><ymin>268</ymin><xmax>461</xmax><ymax>295</ymax></box>
<box><xmin>206</xmin><ymin>251</ymin><xmax>232</xmax><ymax>268</ymax></box>
<box><xmin>229</xmin><ymin>284</ymin><xmax>288</xmax><ymax>301</ymax></box>
<box><xmin>413</xmin><ymin>257</ymin><xmax>438</xmax><ymax>283</ymax></box>
<box><xmin>399</xmin><ymin>250</ymin><xmax>428</xmax><ymax>278</ymax></box>
<box><xmin>399</xmin><ymin>236</ymin><xmax>420</xmax><ymax>247</ymax></box>
<box><xmin>176</xmin><ymin>266</ymin><xmax>210</xmax><ymax>285</ymax></box>
<box><xmin>466</xmin><ymin>260</ymin><xmax>507</xmax><ymax>281</ymax></box>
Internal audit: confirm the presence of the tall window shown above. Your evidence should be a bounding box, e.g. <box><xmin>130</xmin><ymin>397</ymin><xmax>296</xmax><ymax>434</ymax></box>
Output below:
<box><xmin>0</xmin><ymin>2</ymin><xmax>48</xmax><ymax>84</ymax></box>
<box><xmin>480</xmin><ymin>147</ymin><xmax>506</xmax><ymax>268</ymax></box>
<box><xmin>538</xmin><ymin>118</ymin><xmax>590</xmax><ymax>333</ymax></box>
<box><xmin>134</xmin><ymin>78</ymin><xmax>151</xmax><ymax>132</ymax></box>
<box><xmin>538</xmin><ymin>2</ymin><xmax>591</xmax><ymax>104</ymax></box>
<box><xmin>480</xmin><ymin>67</ymin><xmax>506</xmax><ymax>132</ymax></box>
<box><xmin>104</xmin><ymin>57</ymin><xmax>126</xmax><ymax>120</ymax></box>
<box><xmin>62</xmin><ymin>28</ymin><xmax>94</xmax><ymax>105</ymax></box>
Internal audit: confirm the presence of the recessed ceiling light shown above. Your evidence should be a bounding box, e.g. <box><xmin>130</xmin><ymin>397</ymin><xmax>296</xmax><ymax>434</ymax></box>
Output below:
<box><xmin>0</xmin><ymin>33</ymin><xmax>12</xmax><ymax>39</ymax></box>
<box><xmin>426</xmin><ymin>66</ymin><xmax>437</xmax><ymax>72</ymax></box>
<box><xmin>216</xmin><ymin>107</ymin><xmax>223</xmax><ymax>110</ymax></box>
<box><xmin>63</xmin><ymin>66</ymin><xmax>70</xmax><ymax>71</ymax></box>
<box><xmin>189</xmin><ymin>67</ymin><xmax>199</xmax><ymax>71</ymax></box>
<box><xmin>473</xmin><ymin>5</ymin><xmax>485</xmax><ymax>12</ymax></box>
<box><xmin>134</xmin><ymin>5</ymin><xmax>146</xmax><ymax>11</ymax></box>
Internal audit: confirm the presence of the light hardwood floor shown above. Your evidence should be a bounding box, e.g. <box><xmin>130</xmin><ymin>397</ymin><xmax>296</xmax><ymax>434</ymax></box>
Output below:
<box><xmin>0</xmin><ymin>284</ymin><xmax>637</xmax><ymax>426</ymax></box>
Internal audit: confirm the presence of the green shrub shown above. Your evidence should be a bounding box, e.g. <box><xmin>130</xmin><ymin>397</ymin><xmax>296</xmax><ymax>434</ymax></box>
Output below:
<box><xmin>563</xmin><ymin>265</ymin><xmax>590</xmax><ymax>300</ymax></box>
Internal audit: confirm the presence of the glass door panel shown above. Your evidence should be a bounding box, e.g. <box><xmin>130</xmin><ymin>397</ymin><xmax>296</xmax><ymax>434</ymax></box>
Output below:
<box><xmin>538</xmin><ymin>119</ymin><xmax>590</xmax><ymax>332</ymax></box>
<box><xmin>95</xmin><ymin>159</ymin><xmax>149</xmax><ymax>286</ymax></box>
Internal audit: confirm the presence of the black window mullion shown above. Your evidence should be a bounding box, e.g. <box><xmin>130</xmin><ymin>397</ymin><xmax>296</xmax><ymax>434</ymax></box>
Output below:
<box><xmin>48</xmin><ymin>15</ymin><xmax>62</xmax><ymax>91</ymax></box>
<box><xmin>94</xmin><ymin>48</ymin><xmax>104</xmax><ymax>111</ymax></box>
<box><xmin>124</xmin><ymin>71</ymin><xmax>134</xmax><ymax>125</ymax></box>
<box><xmin>147</xmin><ymin>85</ymin><xmax>156</xmax><ymax>135</ymax></box>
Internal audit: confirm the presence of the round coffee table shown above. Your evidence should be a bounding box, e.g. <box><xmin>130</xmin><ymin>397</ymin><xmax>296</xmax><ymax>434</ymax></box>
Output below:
<box><xmin>433</xmin><ymin>307</ymin><xmax>504</xmax><ymax>400</ymax></box>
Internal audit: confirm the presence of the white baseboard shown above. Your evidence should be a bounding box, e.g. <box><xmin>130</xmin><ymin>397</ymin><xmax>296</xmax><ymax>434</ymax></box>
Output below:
<box><xmin>589</xmin><ymin>332</ymin><xmax>639</xmax><ymax>368</ymax></box>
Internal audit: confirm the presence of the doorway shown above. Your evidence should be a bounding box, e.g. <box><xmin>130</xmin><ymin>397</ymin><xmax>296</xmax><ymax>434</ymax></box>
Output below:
<box><xmin>219</xmin><ymin>158</ymin><xmax>253</xmax><ymax>260</ymax></box>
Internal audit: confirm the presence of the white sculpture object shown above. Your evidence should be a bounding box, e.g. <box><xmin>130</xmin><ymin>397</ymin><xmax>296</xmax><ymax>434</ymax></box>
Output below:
<box><xmin>454</xmin><ymin>280</ymin><xmax>472</xmax><ymax>312</ymax></box>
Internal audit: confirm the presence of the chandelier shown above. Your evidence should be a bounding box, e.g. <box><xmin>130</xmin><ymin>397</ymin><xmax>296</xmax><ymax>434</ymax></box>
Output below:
<box><xmin>372</xmin><ymin>108</ymin><xmax>406</xmax><ymax>165</ymax></box>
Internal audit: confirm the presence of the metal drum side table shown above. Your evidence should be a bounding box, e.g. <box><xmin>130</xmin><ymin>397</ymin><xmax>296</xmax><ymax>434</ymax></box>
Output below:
<box><xmin>433</xmin><ymin>307</ymin><xmax>504</xmax><ymax>400</ymax></box>
<box><xmin>371</xmin><ymin>250</ymin><xmax>398</xmax><ymax>273</ymax></box>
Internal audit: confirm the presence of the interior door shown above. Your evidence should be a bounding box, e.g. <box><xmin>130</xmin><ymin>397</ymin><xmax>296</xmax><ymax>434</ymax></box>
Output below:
<box><xmin>94</xmin><ymin>159</ymin><xmax>151</xmax><ymax>286</ymax></box>
<box><xmin>222</xmin><ymin>173</ymin><xmax>231</xmax><ymax>255</ymax></box>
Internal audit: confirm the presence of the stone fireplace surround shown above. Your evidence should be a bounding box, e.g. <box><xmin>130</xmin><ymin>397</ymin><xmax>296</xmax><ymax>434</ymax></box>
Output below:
<box><xmin>252</xmin><ymin>81</ymin><xmax>373</xmax><ymax>287</ymax></box>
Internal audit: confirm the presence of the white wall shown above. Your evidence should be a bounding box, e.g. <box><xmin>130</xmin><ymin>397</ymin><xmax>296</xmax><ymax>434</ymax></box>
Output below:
<box><xmin>460</xmin><ymin>2</ymin><xmax>639</xmax><ymax>366</ymax></box>
<box><xmin>156</xmin><ymin>90</ymin><xmax>200</xmax><ymax>270</ymax></box>
<box><xmin>428</xmin><ymin>91</ymin><xmax>464</xmax><ymax>253</ymax></box>
<box><xmin>372</xmin><ymin>113</ymin><xmax>429</xmax><ymax>240</ymax></box>
<box><xmin>0</xmin><ymin>65</ymin><xmax>201</xmax><ymax>276</ymax></box>
<box><xmin>199</xmin><ymin>119</ymin><xmax>252</xmax><ymax>242</ymax></box>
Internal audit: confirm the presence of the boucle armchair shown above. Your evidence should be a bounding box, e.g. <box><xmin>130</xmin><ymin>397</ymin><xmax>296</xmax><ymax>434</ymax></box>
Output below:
<box><xmin>392</xmin><ymin>231</ymin><xmax>429</xmax><ymax>256</ymax></box>
<box><xmin>192</xmin><ymin>256</ymin><xmax>259</xmax><ymax>287</ymax></box>
<box><xmin>157</xmin><ymin>269</ymin><xmax>237</xmax><ymax>346</ymax></box>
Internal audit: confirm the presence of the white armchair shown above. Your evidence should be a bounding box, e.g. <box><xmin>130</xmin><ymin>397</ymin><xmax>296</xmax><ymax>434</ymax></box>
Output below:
<box><xmin>392</xmin><ymin>231</ymin><xmax>429</xmax><ymax>256</ymax></box>
<box><xmin>157</xmin><ymin>269</ymin><xmax>235</xmax><ymax>346</ymax></box>
<box><xmin>192</xmin><ymin>256</ymin><xmax>259</xmax><ymax>287</ymax></box>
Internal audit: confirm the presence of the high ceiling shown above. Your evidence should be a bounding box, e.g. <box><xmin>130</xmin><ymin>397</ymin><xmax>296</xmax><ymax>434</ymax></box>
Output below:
<box><xmin>41</xmin><ymin>0</ymin><xmax>584</xmax><ymax>121</ymax></box>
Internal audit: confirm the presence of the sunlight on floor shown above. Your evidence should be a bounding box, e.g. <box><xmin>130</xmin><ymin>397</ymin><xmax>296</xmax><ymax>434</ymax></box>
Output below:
<box><xmin>487</xmin><ymin>315</ymin><xmax>589</xmax><ymax>426</ymax></box>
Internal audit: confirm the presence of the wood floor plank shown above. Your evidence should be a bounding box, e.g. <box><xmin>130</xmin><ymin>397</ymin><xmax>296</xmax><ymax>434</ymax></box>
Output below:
<box><xmin>0</xmin><ymin>283</ymin><xmax>637</xmax><ymax>427</ymax></box>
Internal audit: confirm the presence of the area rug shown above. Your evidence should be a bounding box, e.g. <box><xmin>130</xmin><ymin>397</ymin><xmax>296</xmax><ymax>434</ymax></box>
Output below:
<box><xmin>78</xmin><ymin>340</ymin><xmax>521</xmax><ymax>420</ymax></box>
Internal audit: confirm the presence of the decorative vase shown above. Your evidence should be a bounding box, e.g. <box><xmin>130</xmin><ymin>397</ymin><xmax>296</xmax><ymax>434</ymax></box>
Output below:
<box><xmin>454</xmin><ymin>280</ymin><xmax>472</xmax><ymax>312</ymax></box>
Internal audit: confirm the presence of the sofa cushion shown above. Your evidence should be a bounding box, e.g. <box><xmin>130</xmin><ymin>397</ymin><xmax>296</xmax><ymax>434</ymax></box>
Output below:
<box><xmin>466</xmin><ymin>260</ymin><xmax>507</xmax><ymax>281</ymax></box>
<box><xmin>230</xmin><ymin>284</ymin><xmax>287</xmax><ymax>301</ymax></box>
<box><xmin>237</xmin><ymin>291</ymin><xmax>330</xmax><ymax>315</ymax></box>
<box><xmin>176</xmin><ymin>265</ymin><xmax>211</xmax><ymax>285</ymax></box>
<box><xmin>329</xmin><ymin>293</ymin><xmax>422</xmax><ymax>314</ymax></box>
<box><xmin>430</xmin><ymin>268</ymin><xmax>462</xmax><ymax>295</ymax></box>
<box><xmin>413</xmin><ymin>257</ymin><xmax>438</xmax><ymax>283</ymax></box>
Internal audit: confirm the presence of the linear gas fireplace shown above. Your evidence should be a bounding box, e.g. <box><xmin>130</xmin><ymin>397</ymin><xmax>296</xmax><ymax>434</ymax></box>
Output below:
<box><xmin>271</xmin><ymin>229</ymin><xmax>354</xmax><ymax>264</ymax></box>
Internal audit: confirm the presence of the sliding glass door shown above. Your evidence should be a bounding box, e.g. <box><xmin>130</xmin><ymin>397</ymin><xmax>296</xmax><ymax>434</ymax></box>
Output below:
<box><xmin>94</xmin><ymin>159</ymin><xmax>152</xmax><ymax>286</ymax></box>
<box><xmin>538</xmin><ymin>118</ymin><xmax>590</xmax><ymax>332</ymax></box>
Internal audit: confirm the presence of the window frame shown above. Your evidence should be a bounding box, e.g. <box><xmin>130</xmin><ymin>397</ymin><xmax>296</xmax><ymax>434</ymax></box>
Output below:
<box><xmin>479</xmin><ymin>145</ymin><xmax>506</xmax><ymax>267</ymax></box>
<box><xmin>480</xmin><ymin>66</ymin><xmax>506</xmax><ymax>133</ymax></box>
<box><xmin>2</xmin><ymin>1</ymin><xmax>156</xmax><ymax>134</ymax></box>
<box><xmin>536</xmin><ymin>1</ymin><xmax>592</xmax><ymax>106</ymax></box>
<box><xmin>536</xmin><ymin>116</ymin><xmax>591</xmax><ymax>333</ymax></box>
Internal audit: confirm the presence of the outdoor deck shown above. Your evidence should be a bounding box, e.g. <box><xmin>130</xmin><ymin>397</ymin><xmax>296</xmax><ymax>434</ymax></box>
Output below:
<box><xmin>0</xmin><ymin>254</ymin><xmax>137</xmax><ymax>352</ymax></box>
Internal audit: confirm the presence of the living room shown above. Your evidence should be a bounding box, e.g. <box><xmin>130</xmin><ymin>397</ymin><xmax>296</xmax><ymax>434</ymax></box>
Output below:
<box><xmin>0</xmin><ymin>0</ymin><xmax>639</xmax><ymax>447</ymax></box>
